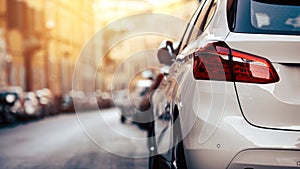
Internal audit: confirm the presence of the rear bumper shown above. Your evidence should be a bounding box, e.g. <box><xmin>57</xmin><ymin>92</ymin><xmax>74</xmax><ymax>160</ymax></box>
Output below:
<box><xmin>228</xmin><ymin>149</ymin><xmax>300</xmax><ymax>169</ymax></box>
<box><xmin>183</xmin><ymin>117</ymin><xmax>300</xmax><ymax>169</ymax></box>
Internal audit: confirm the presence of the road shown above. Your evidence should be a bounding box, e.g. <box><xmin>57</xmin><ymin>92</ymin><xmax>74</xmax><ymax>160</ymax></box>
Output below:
<box><xmin>0</xmin><ymin>108</ymin><xmax>149</xmax><ymax>169</ymax></box>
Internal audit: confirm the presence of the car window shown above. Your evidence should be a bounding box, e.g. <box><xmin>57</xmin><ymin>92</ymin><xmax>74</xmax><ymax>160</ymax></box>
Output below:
<box><xmin>179</xmin><ymin>0</ymin><xmax>217</xmax><ymax>54</ymax></box>
<box><xmin>232</xmin><ymin>0</ymin><xmax>300</xmax><ymax>35</ymax></box>
<box><xmin>203</xmin><ymin>0</ymin><xmax>217</xmax><ymax>30</ymax></box>
<box><xmin>251</xmin><ymin>1</ymin><xmax>300</xmax><ymax>32</ymax></box>
<box><xmin>188</xmin><ymin>0</ymin><xmax>212</xmax><ymax>42</ymax></box>
<box><xmin>192</xmin><ymin>0</ymin><xmax>218</xmax><ymax>41</ymax></box>
<box><xmin>179</xmin><ymin>0</ymin><xmax>207</xmax><ymax>52</ymax></box>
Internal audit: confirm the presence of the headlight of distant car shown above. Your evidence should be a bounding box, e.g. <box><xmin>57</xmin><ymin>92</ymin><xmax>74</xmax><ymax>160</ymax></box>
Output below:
<box><xmin>6</xmin><ymin>94</ymin><xmax>16</xmax><ymax>103</ymax></box>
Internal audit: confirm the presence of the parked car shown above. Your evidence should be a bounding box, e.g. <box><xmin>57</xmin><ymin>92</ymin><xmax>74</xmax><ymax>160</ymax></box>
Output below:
<box><xmin>24</xmin><ymin>91</ymin><xmax>42</xmax><ymax>119</ymax></box>
<box><xmin>149</xmin><ymin>0</ymin><xmax>300</xmax><ymax>169</ymax></box>
<box><xmin>61</xmin><ymin>91</ymin><xmax>74</xmax><ymax>113</ymax></box>
<box><xmin>113</xmin><ymin>89</ymin><xmax>133</xmax><ymax>123</ymax></box>
<box><xmin>0</xmin><ymin>86</ymin><xmax>24</xmax><ymax>124</ymax></box>
<box><xmin>70</xmin><ymin>90</ymin><xmax>88</xmax><ymax>111</ymax></box>
<box><xmin>96</xmin><ymin>90</ymin><xmax>113</xmax><ymax>109</ymax></box>
<box><xmin>114</xmin><ymin>70</ymin><xmax>157</xmax><ymax>124</ymax></box>
<box><xmin>132</xmin><ymin>73</ymin><xmax>164</xmax><ymax>130</ymax></box>
<box><xmin>35</xmin><ymin>88</ymin><xmax>56</xmax><ymax>116</ymax></box>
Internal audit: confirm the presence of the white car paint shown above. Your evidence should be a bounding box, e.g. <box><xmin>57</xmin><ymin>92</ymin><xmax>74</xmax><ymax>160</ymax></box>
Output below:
<box><xmin>151</xmin><ymin>0</ymin><xmax>300</xmax><ymax>168</ymax></box>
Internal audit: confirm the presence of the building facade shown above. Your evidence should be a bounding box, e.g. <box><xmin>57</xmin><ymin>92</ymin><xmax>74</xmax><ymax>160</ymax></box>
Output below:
<box><xmin>0</xmin><ymin>0</ymin><xmax>95</xmax><ymax>100</ymax></box>
<box><xmin>93</xmin><ymin>0</ymin><xmax>198</xmax><ymax>91</ymax></box>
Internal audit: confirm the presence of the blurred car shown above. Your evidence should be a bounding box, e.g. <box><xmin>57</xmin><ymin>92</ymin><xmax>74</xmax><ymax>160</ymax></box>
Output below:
<box><xmin>69</xmin><ymin>90</ymin><xmax>107</xmax><ymax>111</ymax></box>
<box><xmin>61</xmin><ymin>91</ymin><xmax>74</xmax><ymax>112</ymax></box>
<box><xmin>35</xmin><ymin>88</ymin><xmax>56</xmax><ymax>116</ymax></box>
<box><xmin>114</xmin><ymin>70</ymin><xmax>156</xmax><ymax>124</ymax></box>
<box><xmin>0</xmin><ymin>86</ymin><xmax>24</xmax><ymax>124</ymax></box>
<box><xmin>96</xmin><ymin>90</ymin><xmax>113</xmax><ymax>109</ymax></box>
<box><xmin>149</xmin><ymin>0</ymin><xmax>300</xmax><ymax>169</ymax></box>
<box><xmin>132</xmin><ymin>73</ymin><xmax>164</xmax><ymax>130</ymax></box>
<box><xmin>112</xmin><ymin>89</ymin><xmax>133</xmax><ymax>123</ymax></box>
<box><xmin>70</xmin><ymin>90</ymin><xmax>88</xmax><ymax>111</ymax></box>
<box><xmin>24</xmin><ymin>91</ymin><xmax>42</xmax><ymax>119</ymax></box>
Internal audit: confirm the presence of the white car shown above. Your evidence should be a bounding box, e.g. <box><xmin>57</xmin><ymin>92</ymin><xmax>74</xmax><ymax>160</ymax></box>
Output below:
<box><xmin>149</xmin><ymin>0</ymin><xmax>300</xmax><ymax>169</ymax></box>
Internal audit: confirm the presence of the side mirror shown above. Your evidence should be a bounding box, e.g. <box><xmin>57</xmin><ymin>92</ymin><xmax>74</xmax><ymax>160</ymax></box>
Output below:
<box><xmin>157</xmin><ymin>40</ymin><xmax>177</xmax><ymax>66</ymax></box>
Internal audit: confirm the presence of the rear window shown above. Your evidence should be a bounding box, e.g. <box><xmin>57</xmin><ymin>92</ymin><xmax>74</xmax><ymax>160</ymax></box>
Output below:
<box><xmin>230</xmin><ymin>0</ymin><xmax>300</xmax><ymax>35</ymax></box>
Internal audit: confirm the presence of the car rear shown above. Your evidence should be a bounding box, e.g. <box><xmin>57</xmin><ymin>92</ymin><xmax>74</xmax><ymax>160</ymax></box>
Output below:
<box><xmin>225</xmin><ymin>0</ymin><xmax>300</xmax><ymax>168</ymax></box>
<box><xmin>226</xmin><ymin>0</ymin><xmax>300</xmax><ymax>131</ymax></box>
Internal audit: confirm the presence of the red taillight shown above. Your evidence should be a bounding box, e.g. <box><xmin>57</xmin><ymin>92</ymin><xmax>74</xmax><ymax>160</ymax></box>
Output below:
<box><xmin>193</xmin><ymin>42</ymin><xmax>279</xmax><ymax>84</ymax></box>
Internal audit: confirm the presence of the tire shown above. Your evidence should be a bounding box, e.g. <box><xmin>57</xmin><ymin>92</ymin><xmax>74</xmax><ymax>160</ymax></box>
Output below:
<box><xmin>149</xmin><ymin>155</ymin><xmax>170</xmax><ymax>169</ymax></box>
<box><xmin>174</xmin><ymin>140</ymin><xmax>187</xmax><ymax>169</ymax></box>
<box><xmin>148</xmin><ymin>113</ymin><xmax>170</xmax><ymax>169</ymax></box>
<box><xmin>148</xmin><ymin>113</ymin><xmax>157</xmax><ymax>169</ymax></box>
<box><xmin>148</xmin><ymin>127</ymin><xmax>170</xmax><ymax>169</ymax></box>
<box><xmin>172</xmin><ymin>106</ymin><xmax>187</xmax><ymax>169</ymax></box>
<box><xmin>148</xmin><ymin>105</ymin><xmax>187</xmax><ymax>169</ymax></box>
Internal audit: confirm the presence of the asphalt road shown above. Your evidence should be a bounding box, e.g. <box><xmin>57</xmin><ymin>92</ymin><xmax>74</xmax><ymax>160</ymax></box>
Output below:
<box><xmin>0</xmin><ymin>108</ymin><xmax>149</xmax><ymax>169</ymax></box>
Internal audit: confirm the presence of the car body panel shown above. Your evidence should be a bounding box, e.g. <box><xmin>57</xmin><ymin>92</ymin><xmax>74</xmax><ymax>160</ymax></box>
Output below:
<box><xmin>151</xmin><ymin>0</ymin><xmax>300</xmax><ymax>168</ymax></box>
<box><xmin>226</xmin><ymin>33</ymin><xmax>300</xmax><ymax>131</ymax></box>
<box><xmin>228</xmin><ymin>149</ymin><xmax>300</xmax><ymax>169</ymax></box>
<box><xmin>225</xmin><ymin>33</ymin><xmax>300</xmax><ymax>63</ymax></box>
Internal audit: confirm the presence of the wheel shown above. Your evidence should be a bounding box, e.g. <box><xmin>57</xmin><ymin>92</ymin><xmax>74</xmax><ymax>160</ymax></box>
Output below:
<box><xmin>174</xmin><ymin>140</ymin><xmax>187</xmax><ymax>169</ymax></box>
<box><xmin>171</xmin><ymin>106</ymin><xmax>187</xmax><ymax>169</ymax></box>
<box><xmin>148</xmin><ymin>113</ymin><xmax>170</xmax><ymax>169</ymax></box>
<box><xmin>148</xmin><ymin>121</ymin><xmax>170</xmax><ymax>169</ymax></box>
<box><xmin>149</xmin><ymin>155</ymin><xmax>171</xmax><ymax>169</ymax></box>
<box><xmin>148</xmin><ymin>105</ymin><xmax>187</xmax><ymax>169</ymax></box>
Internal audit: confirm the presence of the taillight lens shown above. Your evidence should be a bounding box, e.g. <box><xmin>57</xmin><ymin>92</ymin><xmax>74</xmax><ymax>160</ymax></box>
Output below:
<box><xmin>193</xmin><ymin>42</ymin><xmax>279</xmax><ymax>84</ymax></box>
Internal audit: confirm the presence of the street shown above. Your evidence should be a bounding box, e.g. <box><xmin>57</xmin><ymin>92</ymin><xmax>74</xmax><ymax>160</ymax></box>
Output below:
<box><xmin>0</xmin><ymin>108</ymin><xmax>149</xmax><ymax>169</ymax></box>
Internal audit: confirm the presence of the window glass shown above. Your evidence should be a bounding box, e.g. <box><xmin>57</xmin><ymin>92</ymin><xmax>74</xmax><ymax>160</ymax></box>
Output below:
<box><xmin>232</xmin><ymin>0</ymin><xmax>300</xmax><ymax>35</ymax></box>
<box><xmin>203</xmin><ymin>1</ymin><xmax>217</xmax><ymax>30</ymax></box>
<box><xmin>188</xmin><ymin>0</ymin><xmax>212</xmax><ymax>42</ymax></box>
<box><xmin>251</xmin><ymin>1</ymin><xmax>300</xmax><ymax>32</ymax></box>
<box><xmin>177</xmin><ymin>0</ymin><xmax>217</xmax><ymax>58</ymax></box>
<box><xmin>180</xmin><ymin>1</ymin><xmax>206</xmax><ymax>51</ymax></box>
<box><xmin>184</xmin><ymin>0</ymin><xmax>217</xmax><ymax>44</ymax></box>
